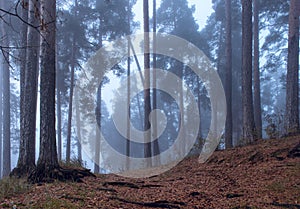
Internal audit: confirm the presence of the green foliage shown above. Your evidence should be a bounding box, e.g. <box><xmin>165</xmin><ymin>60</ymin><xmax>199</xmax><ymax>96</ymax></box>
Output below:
<box><xmin>0</xmin><ymin>177</ymin><xmax>31</xmax><ymax>199</ymax></box>
<box><xmin>32</xmin><ymin>197</ymin><xmax>79</xmax><ymax>209</ymax></box>
<box><xmin>264</xmin><ymin>109</ymin><xmax>285</xmax><ymax>139</ymax></box>
<box><xmin>157</xmin><ymin>0</ymin><xmax>201</xmax><ymax>47</ymax></box>
<box><xmin>259</xmin><ymin>0</ymin><xmax>289</xmax><ymax>63</ymax></box>
<box><xmin>59</xmin><ymin>158</ymin><xmax>85</xmax><ymax>169</ymax></box>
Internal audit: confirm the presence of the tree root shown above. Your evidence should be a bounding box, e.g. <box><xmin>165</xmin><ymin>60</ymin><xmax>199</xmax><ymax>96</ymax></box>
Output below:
<box><xmin>103</xmin><ymin>181</ymin><xmax>163</xmax><ymax>189</ymax></box>
<box><xmin>110</xmin><ymin>196</ymin><xmax>185</xmax><ymax>208</ymax></box>
<box><xmin>28</xmin><ymin>164</ymin><xmax>95</xmax><ymax>184</ymax></box>
<box><xmin>288</xmin><ymin>142</ymin><xmax>300</xmax><ymax>158</ymax></box>
<box><xmin>10</xmin><ymin>164</ymin><xmax>36</xmax><ymax>178</ymax></box>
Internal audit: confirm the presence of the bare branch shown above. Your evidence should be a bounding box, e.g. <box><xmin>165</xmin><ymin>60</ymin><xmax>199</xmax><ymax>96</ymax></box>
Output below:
<box><xmin>0</xmin><ymin>7</ymin><xmax>38</xmax><ymax>29</ymax></box>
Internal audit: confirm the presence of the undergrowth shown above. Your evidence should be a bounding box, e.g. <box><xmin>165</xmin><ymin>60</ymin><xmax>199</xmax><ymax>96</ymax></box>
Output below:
<box><xmin>0</xmin><ymin>177</ymin><xmax>31</xmax><ymax>199</ymax></box>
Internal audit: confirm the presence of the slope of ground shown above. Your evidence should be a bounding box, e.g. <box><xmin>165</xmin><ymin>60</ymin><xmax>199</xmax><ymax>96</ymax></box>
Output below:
<box><xmin>1</xmin><ymin>137</ymin><xmax>300</xmax><ymax>209</ymax></box>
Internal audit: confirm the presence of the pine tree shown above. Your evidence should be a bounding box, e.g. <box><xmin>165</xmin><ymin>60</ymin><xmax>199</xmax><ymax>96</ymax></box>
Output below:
<box><xmin>285</xmin><ymin>0</ymin><xmax>300</xmax><ymax>136</ymax></box>
<box><xmin>242</xmin><ymin>0</ymin><xmax>256</xmax><ymax>143</ymax></box>
<box><xmin>225</xmin><ymin>0</ymin><xmax>233</xmax><ymax>148</ymax></box>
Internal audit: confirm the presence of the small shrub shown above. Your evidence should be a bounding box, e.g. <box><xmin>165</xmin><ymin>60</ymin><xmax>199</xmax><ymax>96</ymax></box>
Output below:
<box><xmin>33</xmin><ymin>197</ymin><xmax>78</xmax><ymax>209</ymax></box>
<box><xmin>0</xmin><ymin>177</ymin><xmax>31</xmax><ymax>199</ymax></box>
<box><xmin>59</xmin><ymin>158</ymin><xmax>85</xmax><ymax>169</ymax></box>
<box><xmin>264</xmin><ymin>108</ymin><xmax>285</xmax><ymax>139</ymax></box>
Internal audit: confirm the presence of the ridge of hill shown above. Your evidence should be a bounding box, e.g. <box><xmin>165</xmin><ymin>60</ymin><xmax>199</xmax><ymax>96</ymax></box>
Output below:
<box><xmin>1</xmin><ymin>137</ymin><xmax>300</xmax><ymax>208</ymax></box>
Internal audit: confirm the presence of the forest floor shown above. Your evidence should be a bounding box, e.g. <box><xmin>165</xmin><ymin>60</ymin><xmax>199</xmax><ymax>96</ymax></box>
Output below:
<box><xmin>0</xmin><ymin>137</ymin><xmax>300</xmax><ymax>209</ymax></box>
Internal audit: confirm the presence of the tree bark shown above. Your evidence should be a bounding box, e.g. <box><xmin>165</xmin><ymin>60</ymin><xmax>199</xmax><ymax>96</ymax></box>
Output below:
<box><xmin>57</xmin><ymin>86</ymin><xmax>62</xmax><ymax>161</ymax></box>
<box><xmin>1</xmin><ymin>0</ymin><xmax>11</xmax><ymax>177</ymax></box>
<box><xmin>28</xmin><ymin>0</ymin><xmax>94</xmax><ymax>181</ymax></box>
<box><xmin>75</xmin><ymin>87</ymin><xmax>82</xmax><ymax>163</ymax></box>
<box><xmin>94</xmin><ymin>9</ymin><xmax>103</xmax><ymax>174</ymax></box>
<box><xmin>125</xmin><ymin>0</ymin><xmax>131</xmax><ymax>171</ymax></box>
<box><xmin>19</xmin><ymin>0</ymin><xmax>28</xmax><ymax>173</ymax></box>
<box><xmin>242</xmin><ymin>0</ymin><xmax>256</xmax><ymax>143</ymax></box>
<box><xmin>253</xmin><ymin>0</ymin><xmax>262</xmax><ymax>139</ymax></box>
<box><xmin>126</xmin><ymin>38</ymin><xmax>131</xmax><ymax>170</ymax></box>
<box><xmin>55</xmin><ymin>40</ymin><xmax>62</xmax><ymax>162</ymax></box>
<box><xmin>196</xmin><ymin>77</ymin><xmax>202</xmax><ymax>146</ymax></box>
<box><xmin>66</xmin><ymin>0</ymin><xmax>78</xmax><ymax>163</ymax></box>
<box><xmin>285</xmin><ymin>0</ymin><xmax>300</xmax><ymax>136</ymax></box>
<box><xmin>37</xmin><ymin>0</ymin><xmax>59</xmax><ymax>168</ymax></box>
<box><xmin>225</xmin><ymin>0</ymin><xmax>233</xmax><ymax>148</ymax></box>
<box><xmin>143</xmin><ymin>0</ymin><xmax>152</xmax><ymax>167</ymax></box>
<box><xmin>0</xmin><ymin>48</ymin><xmax>2</xmax><ymax>178</ymax></box>
<box><xmin>66</xmin><ymin>36</ymin><xmax>76</xmax><ymax>163</ymax></box>
<box><xmin>152</xmin><ymin>0</ymin><xmax>160</xmax><ymax>166</ymax></box>
<box><xmin>13</xmin><ymin>0</ymin><xmax>39</xmax><ymax>177</ymax></box>
<box><xmin>94</xmin><ymin>124</ymin><xmax>100</xmax><ymax>174</ymax></box>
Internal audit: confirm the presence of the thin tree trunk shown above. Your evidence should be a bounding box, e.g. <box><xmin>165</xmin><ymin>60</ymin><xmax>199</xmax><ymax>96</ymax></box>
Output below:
<box><xmin>94</xmin><ymin>12</ymin><xmax>103</xmax><ymax>174</ymax></box>
<box><xmin>125</xmin><ymin>0</ymin><xmax>131</xmax><ymax>171</ymax></box>
<box><xmin>0</xmin><ymin>1</ymin><xmax>11</xmax><ymax>176</ymax></box>
<box><xmin>143</xmin><ymin>0</ymin><xmax>152</xmax><ymax>167</ymax></box>
<box><xmin>66</xmin><ymin>37</ymin><xmax>76</xmax><ymax>163</ymax></box>
<box><xmin>57</xmin><ymin>86</ymin><xmax>62</xmax><ymax>161</ymax></box>
<box><xmin>55</xmin><ymin>38</ymin><xmax>62</xmax><ymax>162</ymax></box>
<box><xmin>74</xmin><ymin>88</ymin><xmax>82</xmax><ymax>163</ymax></box>
<box><xmin>0</xmin><ymin>51</ymin><xmax>3</xmax><ymax>178</ymax></box>
<box><xmin>2</xmin><ymin>39</ymin><xmax>11</xmax><ymax>177</ymax></box>
<box><xmin>126</xmin><ymin>40</ymin><xmax>131</xmax><ymax>170</ymax></box>
<box><xmin>128</xmin><ymin>40</ymin><xmax>145</xmax><ymax>127</ymax></box>
<box><xmin>196</xmin><ymin>77</ymin><xmax>202</xmax><ymax>147</ymax></box>
<box><xmin>179</xmin><ymin>64</ymin><xmax>184</xmax><ymax>156</ymax></box>
<box><xmin>19</xmin><ymin>0</ymin><xmax>28</xmax><ymax>173</ymax></box>
<box><xmin>94</xmin><ymin>123</ymin><xmax>100</xmax><ymax>174</ymax></box>
<box><xmin>225</xmin><ymin>0</ymin><xmax>233</xmax><ymax>148</ymax></box>
<box><xmin>242</xmin><ymin>0</ymin><xmax>256</xmax><ymax>143</ymax></box>
<box><xmin>285</xmin><ymin>0</ymin><xmax>300</xmax><ymax>136</ymax></box>
<box><xmin>66</xmin><ymin>0</ymin><xmax>78</xmax><ymax>163</ymax></box>
<box><xmin>152</xmin><ymin>0</ymin><xmax>160</xmax><ymax>166</ymax></box>
<box><xmin>253</xmin><ymin>0</ymin><xmax>262</xmax><ymax>139</ymax></box>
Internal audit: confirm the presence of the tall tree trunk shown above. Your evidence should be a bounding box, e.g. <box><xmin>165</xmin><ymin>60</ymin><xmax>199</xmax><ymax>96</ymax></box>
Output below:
<box><xmin>179</xmin><ymin>64</ymin><xmax>185</xmax><ymax>156</ymax></box>
<box><xmin>66</xmin><ymin>0</ymin><xmax>78</xmax><ymax>163</ymax></box>
<box><xmin>0</xmin><ymin>1</ymin><xmax>11</xmax><ymax>177</ymax></box>
<box><xmin>225</xmin><ymin>0</ymin><xmax>233</xmax><ymax>148</ymax></box>
<box><xmin>253</xmin><ymin>0</ymin><xmax>262</xmax><ymax>139</ymax></box>
<box><xmin>74</xmin><ymin>88</ymin><xmax>82</xmax><ymax>163</ymax></box>
<box><xmin>94</xmin><ymin>13</ymin><xmax>103</xmax><ymax>174</ymax></box>
<box><xmin>152</xmin><ymin>0</ymin><xmax>160</xmax><ymax>166</ymax></box>
<box><xmin>242</xmin><ymin>0</ymin><xmax>256</xmax><ymax>143</ymax></box>
<box><xmin>2</xmin><ymin>37</ymin><xmax>11</xmax><ymax>177</ymax></box>
<box><xmin>126</xmin><ymin>0</ymin><xmax>131</xmax><ymax>171</ymax></box>
<box><xmin>126</xmin><ymin>39</ymin><xmax>131</xmax><ymax>170</ymax></box>
<box><xmin>13</xmin><ymin>0</ymin><xmax>39</xmax><ymax>177</ymax></box>
<box><xmin>196</xmin><ymin>77</ymin><xmax>202</xmax><ymax>146</ymax></box>
<box><xmin>285</xmin><ymin>0</ymin><xmax>300</xmax><ymax>136</ymax></box>
<box><xmin>55</xmin><ymin>39</ymin><xmax>62</xmax><ymax>162</ymax></box>
<box><xmin>36</xmin><ymin>0</ymin><xmax>59</xmax><ymax>169</ymax></box>
<box><xmin>94</xmin><ymin>124</ymin><xmax>100</xmax><ymax>174</ymax></box>
<box><xmin>128</xmin><ymin>40</ymin><xmax>144</xmax><ymax>127</ymax></box>
<box><xmin>29</xmin><ymin>0</ymin><xmax>94</xmax><ymax>182</ymax></box>
<box><xmin>56</xmin><ymin>86</ymin><xmax>62</xmax><ymax>161</ymax></box>
<box><xmin>0</xmin><ymin>50</ymin><xmax>3</xmax><ymax>178</ymax></box>
<box><xmin>66</xmin><ymin>37</ymin><xmax>76</xmax><ymax>163</ymax></box>
<box><xmin>143</xmin><ymin>0</ymin><xmax>152</xmax><ymax>167</ymax></box>
<box><xmin>19</xmin><ymin>0</ymin><xmax>28</xmax><ymax>173</ymax></box>
<box><xmin>94</xmin><ymin>83</ymin><xmax>102</xmax><ymax>174</ymax></box>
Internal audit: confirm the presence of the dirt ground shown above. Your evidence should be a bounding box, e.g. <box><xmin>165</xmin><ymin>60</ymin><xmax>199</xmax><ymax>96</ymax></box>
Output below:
<box><xmin>1</xmin><ymin>137</ymin><xmax>300</xmax><ymax>209</ymax></box>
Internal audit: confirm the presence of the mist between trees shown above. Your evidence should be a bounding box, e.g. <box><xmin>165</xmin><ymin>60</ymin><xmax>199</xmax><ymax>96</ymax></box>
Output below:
<box><xmin>0</xmin><ymin>0</ymin><xmax>299</xmax><ymax>180</ymax></box>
